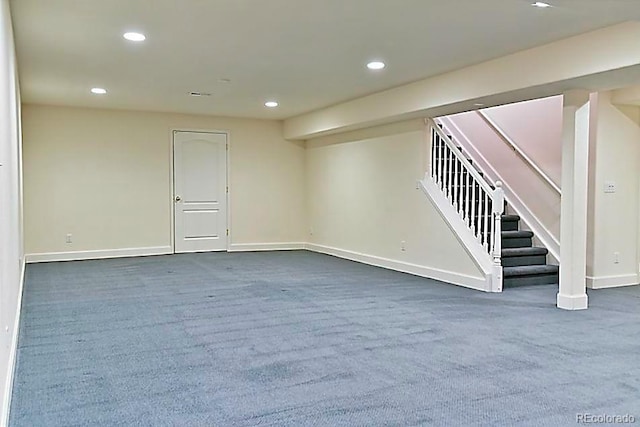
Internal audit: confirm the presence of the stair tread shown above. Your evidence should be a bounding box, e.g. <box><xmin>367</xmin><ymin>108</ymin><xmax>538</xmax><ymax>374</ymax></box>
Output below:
<box><xmin>502</xmin><ymin>247</ymin><xmax>548</xmax><ymax>257</ymax></box>
<box><xmin>503</xmin><ymin>265</ymin><xmax>559</xmax><ymax>277</ymax></box>
<box><xmin>501</xmin><ymin>214</ymin><xmax>520</xmax><ymax>221</ymax></box>
<box><xmin>501</xmin><ymin>230</ymin><xmax>534</xmax><ymax>238</ymax></box>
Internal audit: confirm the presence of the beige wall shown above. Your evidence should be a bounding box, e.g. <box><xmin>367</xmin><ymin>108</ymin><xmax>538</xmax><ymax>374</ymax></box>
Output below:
<box><xmin>22</xmin><ymin>105</ymin><xmax>306</xmax><ymax>255</ymax></box>
<box><xmin>1</xmin><ymin>0</ymin><xmax>23</xmax><ymax>422</ymax></box>
<box><xmin>483</xmin><ymin>96</ymin><xmax>563</xmax><ymax>186</ymax></box>
<box><xmin>306</xmin><ymin>121</ymin><xmax>483</xmax><ymax>281</ymax></box>
<box><xmin>586</xmin><ymin>91</ymin><xmax>640</xmax><ymax>288</ymax></box>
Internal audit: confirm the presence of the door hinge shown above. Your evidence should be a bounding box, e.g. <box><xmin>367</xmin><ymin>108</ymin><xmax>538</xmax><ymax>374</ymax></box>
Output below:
<box><xmin>226</xmin><ymin>229</ymin><xmax>229</xmax><ymax>236</ymax></box>
<box><xmin>226</xmin><ymin>186</ymin><xmax>229</xmax><ymax>194</ymax></box>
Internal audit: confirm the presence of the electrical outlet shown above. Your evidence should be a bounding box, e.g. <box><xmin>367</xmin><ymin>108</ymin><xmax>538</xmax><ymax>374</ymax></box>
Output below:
<box><xmin>401</xmin><ymin>241</ymin><xmax>406</xmax><ymax>252</ymax></box>
<box><xmin>604</xmin><ymin>181</ymin><xmax>616</xmax><ymax>193</ymax></box>
<box><xmin>614</xmin><ymin>252</ymin><xmax>620</xmax><ymax>264</ymax></box>
<box><xmin>66</xmin><ymin>233</ymin><xmax>72</xmax><ymax>244</ymax></box>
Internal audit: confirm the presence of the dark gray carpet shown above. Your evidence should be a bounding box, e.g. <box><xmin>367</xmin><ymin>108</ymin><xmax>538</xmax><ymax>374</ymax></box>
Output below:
<box><xmin>9</xmin><ymin>251</ymin><xmax>640</xmax><ymax>426</ymax></box>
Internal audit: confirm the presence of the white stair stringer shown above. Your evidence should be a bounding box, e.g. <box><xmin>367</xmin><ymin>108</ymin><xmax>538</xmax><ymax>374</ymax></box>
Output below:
<box><xmin>418</xmin><ymin>176</ymin><xmax>501</xmax><ymax>292</ymax></box>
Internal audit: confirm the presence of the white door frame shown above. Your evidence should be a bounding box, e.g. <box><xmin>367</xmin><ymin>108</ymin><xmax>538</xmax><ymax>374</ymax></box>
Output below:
<box><xmin>169</xmin><ymin>128</ymin><xmax>231</xmax><ymax>253</ymax></box>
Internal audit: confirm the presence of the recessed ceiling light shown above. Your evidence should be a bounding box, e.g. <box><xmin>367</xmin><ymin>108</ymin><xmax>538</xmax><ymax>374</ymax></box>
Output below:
<box><xmin>531</xmin><ymin>2</ymin><xmax>552</xmax><ymax>8</ymax></box>
<box><xmin>91</xmin><ymin>87</ymin><xmax>107</xmax><ymax>95</ymax></box>
<box><xmin>474</xmin><ymin>103</ymin><xmax>485</xmax><ymax>107</ymax></box>
<box><xmin>367</xmin><ymin>61</ymin><xmax>386</xmax><ymax>70</ymax></box>
<box><xmin>189</xmin><ymin>91</ymin><xmax>211</xmax><ymax>97</ymax></box>
<box><xmin>264</xmin><ymin>101</ymin><xmax>279</xmax><ymax>108</ymax></box>
<box><xmin>218</xmin><ymin>78</ymin><xmax>231</xmax><ymax>84</ymax></box>
<box><xmin>123</xmin><ymin>32</ymin><xmax>146</xmax><ymax>42</ymax></box>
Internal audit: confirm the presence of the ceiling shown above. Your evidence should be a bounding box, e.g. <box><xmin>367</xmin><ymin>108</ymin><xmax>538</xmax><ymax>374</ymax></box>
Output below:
<box><xmin>10</xmin><ymin>0</ymin><xmax>640</xmax><ymax>120</ymax></box>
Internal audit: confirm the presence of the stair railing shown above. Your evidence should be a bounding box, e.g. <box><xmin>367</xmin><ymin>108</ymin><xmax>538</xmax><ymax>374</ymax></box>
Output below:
<box><xmin>427</xmin><ymin>118</ymin><xmax>504</xmax><ymax>281</ymax></box>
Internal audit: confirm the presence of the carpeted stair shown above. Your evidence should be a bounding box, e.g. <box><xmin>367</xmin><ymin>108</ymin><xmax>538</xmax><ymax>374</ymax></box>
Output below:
<box><xmin>501</xmin><ymin>214</ymin><xmax>558</xmax><ymax>287</ymax></box>
<box><xmin>436</xmin><ymin>131</ymin><xmax>559</xmax><ymax>288</ymax></box>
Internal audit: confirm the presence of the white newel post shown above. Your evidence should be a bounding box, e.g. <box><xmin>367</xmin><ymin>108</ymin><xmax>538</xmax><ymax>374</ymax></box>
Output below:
<box><xmin>557</xmin><ymin>91</ymin><xmax>591</xmax><ymax>310</ymax></box>
<box><xmin>491</xmin><ymin>181</ymin><xmax>504</xmax><ymax>292</ymax></box>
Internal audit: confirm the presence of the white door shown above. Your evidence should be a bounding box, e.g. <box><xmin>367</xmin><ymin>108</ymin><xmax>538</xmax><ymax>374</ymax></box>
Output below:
<box><xmin>173</xmin><ymin>131</ymin><xmax>228</xmax><ymax>253</ymax></box>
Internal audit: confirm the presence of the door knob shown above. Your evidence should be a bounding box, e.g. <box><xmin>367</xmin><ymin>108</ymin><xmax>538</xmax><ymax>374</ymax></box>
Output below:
<box><xmin>175</xmin><ymin>195</ymin><xmax>182</xmax><ymax>202</ymax></box>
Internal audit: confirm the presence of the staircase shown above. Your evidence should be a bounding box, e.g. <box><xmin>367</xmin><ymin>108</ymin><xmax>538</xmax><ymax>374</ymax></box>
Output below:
<box><xmin>424</xmin><ymin>119</ymin><xmax>558</xmax><ymax>290</ymax></box>
<box><xmin>501</xmin><ymin>214</ymin><xmax>559</xmax><ymax>287</ymax></box>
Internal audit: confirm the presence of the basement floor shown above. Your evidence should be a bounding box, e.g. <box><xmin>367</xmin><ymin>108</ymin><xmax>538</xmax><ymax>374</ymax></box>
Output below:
<box><xmin>9</xmin><ymin>251</ymin><xmax>640</xmax><ymax>426</ymax></box>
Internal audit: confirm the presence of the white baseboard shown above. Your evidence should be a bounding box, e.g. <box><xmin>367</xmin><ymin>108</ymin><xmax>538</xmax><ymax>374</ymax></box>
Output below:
<box><xmin>305</xmin><ymin>243</ymin><xmax>489</xmax><ymax>291</ymax></box>
<box><xmin>228</xmin><ymin>242</ymin><xmax>305</xmax><ymax>252</ymax></box>
<box><xmin>557</xmin><ymin>292</ymin><xmax>588</xmax><ymax>310</ymax></box>
<box><xmin>25</xmin><ymin>246</ymin><xmax>172</xmax><ymax>263</ymax></box>
<box><xmin>586</xmin><ymin>274</ymin><xmax>639</xmax><ymax>289</ymax></box>
<box><xmin>2</xmin><ymin>257</ymin><xmax>26</xmax><ymax>427</ymax></box>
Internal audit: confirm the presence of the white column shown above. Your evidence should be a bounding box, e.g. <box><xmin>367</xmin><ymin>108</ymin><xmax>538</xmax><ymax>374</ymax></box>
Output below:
<box><xmin>557</xmin><ymin>91</ymin><xmax>591</xmax><ymax>310</ymax></box>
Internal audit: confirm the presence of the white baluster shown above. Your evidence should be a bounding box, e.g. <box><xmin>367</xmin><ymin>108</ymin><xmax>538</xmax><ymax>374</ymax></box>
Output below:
<box><xmin>489</xmin><ymin>201</ymin><xmax>495</xmax><ymax>254</ymax></box>
<box><xmin>477</xmin><ymin>188</ymin><xmax>484</xmax><ymax>244</ymax></box>
<box><xmin>465</xmin><ymin>169</ymin><xmax>470</xmax><ymax>225</ymax></box>
<box><xmin>444</xmin><ymin>146</ymin><xmax>449</xmax><ymax>200</ymax></box>
<box><xmin>438</xmin><ymin>138</ymin><xmax>444</xmax><ymax>190</ymax></box>
<box><xmin>453</xmin><ymin>154</ymin><xmax>459</xmax><ymax>210</ymax></box>
<box><xmin>458</xmin><ymin>158</ymin><xmax>464</xmax><ymax>219</ymax></box>
<box><xmin>483</xmin><ymin>191</ymin><xmax>489</xmax><ymax>249</ymax></box>
<box><xmin>442</xmin><ymin>143</ymin><xmax>447</xmax><ymax>194</ymax></box>
<box><xmin>470</xmin><ymin>177</ymin><xmax>476</xmax><ymax>237</ymax></box>
<box><xmin>439</xmin><ymin>135</ymin><xmax>444</xmax><ymax>190</ymax></box>
<box><xmin>431</xmin><ymin>127</ymin><xmax>436</xmax><ymax>180</ymax></box>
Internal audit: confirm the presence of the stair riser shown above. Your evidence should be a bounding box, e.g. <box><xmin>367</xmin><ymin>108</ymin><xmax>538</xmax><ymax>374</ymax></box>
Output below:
<box><xmin>504</xmin><ymin>274</ymin><xmax>558</xmax><ymax>287</ymax></box>
<box><xmin>502</xmin><ymin>255</ymin><xmax>547</xmax><ymax>267</ymax></box>
<box><xmin>502</xmin><ymin>237</ymin><xmax>532</xmax><ymax>248</ymax></box>
<box><xmin>501</xmin><ymin>221</ymin><xmax>519</xmax><ymax>231</ymax></box>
